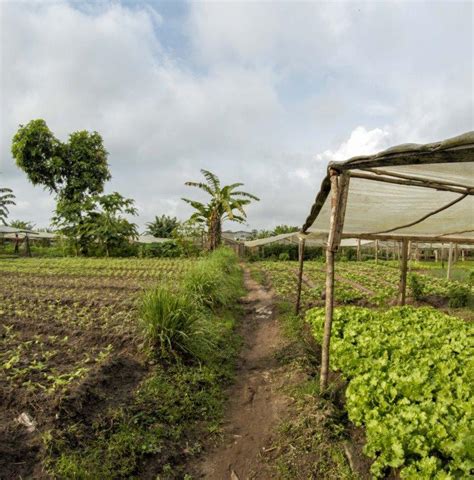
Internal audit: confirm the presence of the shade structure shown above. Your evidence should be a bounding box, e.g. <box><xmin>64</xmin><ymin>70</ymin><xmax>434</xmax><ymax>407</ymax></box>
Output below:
<box><xmin>135</xmin><ymin>235</ymin><xmax>171</xmax><ymax>244</ymax></box>
<box><xmin>300</xmin><ymin>131</ymin><xmax>474</xmax><ymax>390</ymax></box>
<box><xmin>244</xmin><ymin>232</ymin><xmax>371</xmax><ymax>249</ymax></box>
<box><xmin>302</xmin><ymin>132</ymin><xmax>474</xmax><ymax>244</ymax></box>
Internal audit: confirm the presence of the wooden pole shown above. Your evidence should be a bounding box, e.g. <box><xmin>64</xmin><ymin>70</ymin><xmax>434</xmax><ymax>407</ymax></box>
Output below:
<box><xmin>320</xmin><ymin>171</ymin><xmax>350</xmax><ymax>391</ymax></box>
<box><xmin>375</xmin><ymin>239</ymin><xmax>378</xmax><ymax>264</ymax></box>
<box><xmin>462</xmin><ymin>249</ymin><xmax>465</xmax><ymax>262</ymax></box>
<box><xmin>357</xmin><ymin>239</ymin><xmax>361</xmax><ymax>261</ymax></box>
<box><xmin>434</xmin><ymin>249</ymin><xmax>438</xmax><ymax>263</ymax></box>
<box><xmin>398</xmin><ymin>238</ymin><xmax>409</xmax><ymax>305</ymax></box>
<box><xmin>447</xmin><ymin>243</ymin><xmax>453</xmax><ymax>280</ymax></box>
<box><xmin>295</xmin><ymin>239</ymin><xmax>306</xmax><ymax>315</ymax></box>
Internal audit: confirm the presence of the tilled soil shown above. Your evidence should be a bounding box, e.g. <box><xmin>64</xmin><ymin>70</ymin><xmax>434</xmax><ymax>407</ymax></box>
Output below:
<box><xmin>191</xmin><ymin>269</ymin><xmax>301</xmax><ymax>480</ymax></box>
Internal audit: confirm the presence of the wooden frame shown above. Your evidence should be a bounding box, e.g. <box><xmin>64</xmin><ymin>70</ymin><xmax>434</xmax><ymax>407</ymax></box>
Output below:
<box><xmin>299</xmin><ymin>132</ymin><xmax>474</xmax><ymax>390</ymax></box>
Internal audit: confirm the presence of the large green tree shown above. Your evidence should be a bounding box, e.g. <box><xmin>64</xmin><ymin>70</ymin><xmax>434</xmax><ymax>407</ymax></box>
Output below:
<box><xmin>182</xmin><ymin>170</ymin><xmax>259</xmax><ymax>250</ymax></box>
<box><xmin>12</xmin><ymin>119</ymin><xmax>113</xmax><ymax>254</ymax></box>
<box><xmin>145</xmin><ymin>215</ymin><xmax>179</xmax><ymax>238</ymax></box>
<box><xmin>0</xmin><ymin>187</ymin><xmax>15</xmax><ymax>225</ymax></box>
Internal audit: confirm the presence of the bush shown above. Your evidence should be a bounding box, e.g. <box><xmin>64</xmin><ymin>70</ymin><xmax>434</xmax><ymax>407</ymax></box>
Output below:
<box><xmin>409</xmin><ymin>273</ymin><xmax>425</xmax><ymax>301</ymax></box>
<box><xmin>139</xmin><ymin>286</ymin><xmax>213</xmax><ymax>361</ymax></box>
<box><xmin>140</xmin><ymin>247</ymin><xmax>242</xmax><ymax>362</ymax></box>
<box><xmin>448</xmin><ymin>284</ymin><xmax>470</xmax><ymax>307</ymax></box>
<box><xmin>139</xmin><ymin>241</ymin><xmax>184</xmax><ymax>258</ymax></box>
<box><xmin>278</xmin><ymin>252</ymin><xmax>290</xmax><ymax>261</ymax></box>
<box><xmin>183</xmin><ymin>247</ymin><xmax>242</xmax><ymax>309</ymax></box>
<box><xmin>249</xmin><ymin>243</ymin><xmax>322</xmax><ymax>261</ymax></box>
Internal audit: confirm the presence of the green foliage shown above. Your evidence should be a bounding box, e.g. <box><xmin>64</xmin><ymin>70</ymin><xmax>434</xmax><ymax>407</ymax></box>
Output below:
<box><xmin>145</xmin><ymin>214</ymin><xmax>179</xmax><ymax>238</ymax></box>
<box><xmin>8</xmin><ymin>219</ymin><xmax>35</xmax><ymax>230</ymax></box>
<box><xmin>307</xmin><ymin>306</ymin><xmax>473</xmax><ymax>478</ymax></box>
<box><xmin>140</xmin><ymin>248</ymin><xmax>242</xmax><ymax>362</ymax></box>
<box><xmin>183</xmin><ymin>247</ymin><xmax>243</xmax><ymax>309</ymax></box>
<box><xmin>447</xmin><ymin>284</ymin><xmax>470</xmax><ymax>307</ymax></box>
<box><xmin>140</xmin><ymin>287</ymin><xmax>213</xmax><ymax>361</ymax></box>
<box><xmin>272</xmin><ymin>224</ymin><xmax>299</xmax><ymax>235</ymax></box>
<box><xmin>12</xmin><ymin>119</ymin><xmax>110</xmax><ymax>199</ymax></box>
<box><xmin>279</xmin><ymin>252</ymin><xmax>290</xmax><ymax>261</ymax></box>
<box><xmin>54</xmin><ymin>192</ymin><xmax>138</xmax><ymax>256</ymax></box>
<box><xmin>183</xmin><ymin>169</ymin><xmax>259</xmax><ymax>250</ymax></box>
<box><xmin>0</xmin><ymin>187</ymin><xmax>15</xmax><ymax>225</ymax></box>
<box><xmin>250</xmin><ymin>243</ymin><xmax>323</xmax><ymax>260</ymax></box>
<box><xmin>409</xmin><ymin>273</ymin><xmax>425</xmax><ymax>301</ymax></box>
<box><xmin>11</xmin><ymin>119</ymin><xmax>119</xmax><ymax>254</ymax></box>
<box><xmin>138</xmin><ymin>241</ymin><xmax>183</xmax><ymax>258</ymax></box>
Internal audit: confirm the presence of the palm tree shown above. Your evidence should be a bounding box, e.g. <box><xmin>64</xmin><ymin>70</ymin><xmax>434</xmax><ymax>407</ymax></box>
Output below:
<box><xmin>0</xmin><ymin>188</ymin><xmax>16</xmax><ymax>225</ymax></box>
<box><xmin>182</xmin><ymin>170</ymin><xmax>259</xmax><ymax>250</ymax></box>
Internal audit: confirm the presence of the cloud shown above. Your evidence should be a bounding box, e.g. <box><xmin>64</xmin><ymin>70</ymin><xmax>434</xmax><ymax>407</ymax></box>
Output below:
<box><xmin>0</xmin><ymin>0</ymin><xmax>472</xmax><ymax>231</ymax></box>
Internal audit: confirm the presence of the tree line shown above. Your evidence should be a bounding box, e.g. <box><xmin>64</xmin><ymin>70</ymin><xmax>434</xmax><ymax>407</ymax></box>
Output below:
<box><xmin>3</xmin><ymin>119</ymin><xmax>261</xmax><ymax>255</ymax></box>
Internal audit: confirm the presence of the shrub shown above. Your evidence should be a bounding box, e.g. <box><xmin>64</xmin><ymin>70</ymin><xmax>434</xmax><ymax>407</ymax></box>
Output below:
<box><xmin>278</xmin><ymin>252</ymin><xmax>290</xmax><ymax>261</ymax></box>
<box><xmin>139</xmin><ymin>286</ymin><xmax>213</xmax><ymax>361</ymax></box>
<box><xmin>408</xmin><ymin>273</ymin><xmax>425</xmax><ymax>301</ymax></box>
<box><xmin>183</xmin><ymin>247</ymin><xmax>242</xmax><ymax>309</ymax></box>
<box><xmin>447</xmin><ymin>284</ymin><xmax>470</xmax><ymax>307</ymax></box>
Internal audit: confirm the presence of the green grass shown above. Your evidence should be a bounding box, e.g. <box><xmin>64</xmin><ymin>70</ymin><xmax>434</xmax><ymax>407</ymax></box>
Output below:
<box><xmin>42</xmin><ymin>248</ymin><xmax>244</xmax><ymax>478</ymax></box>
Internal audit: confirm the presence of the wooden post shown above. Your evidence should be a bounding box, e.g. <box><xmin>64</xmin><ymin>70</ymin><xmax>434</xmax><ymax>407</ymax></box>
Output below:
<box><xmin>407</xmin><ymin>241</ymin><xmax>412</xmax><ymax>272</ymax></box>
<box><xmin>295</xmin><ymin>238</ymin><xmax>306</xmax><ymax>315</ymax></box>
<box><xmin>398</xmin><ymin>238</ymin><xmax>409</xmax><ymax>305</ymax></box>
<box><xmin>434</xmin><ymin>249</ymin><xmax>438</xmax><ymax>263</ymax></box>
<box><xmin>447</xmin><ymin>243</ymin><xmax>453</xmax><ymax>280</ymax></box>
<box><xmin>357</xmin><ymin>239</ymin><xmax>361</xmax><ymax>261</ymax></box>
<box><xmin>320</xmin><ymin>171</ymin><xmax>350</xmax><ymax>391</ymax></box>
<box><xmin>462</xmin><ymin>249</ymin><xmax>465</xmax><ymax>262</ymax></box>
<box><xmin>375</xmin><ymin>239</ymin><xmax>378</xmax><ymax>264</ymax></box>
<box><xmin>25</xmin><ymin>234</ymin><xmax>32</xmax><ymax>257</ymax></box>
<box><xmin>441</xmin><ymin>244</ymin><xmax>445</xmax><ymax>269</ymax></box>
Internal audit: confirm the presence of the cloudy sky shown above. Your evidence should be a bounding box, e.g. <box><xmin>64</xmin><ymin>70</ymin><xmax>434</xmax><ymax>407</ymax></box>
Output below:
<box><xmin>1</xmin><ymin>0</ymin><xmax>472</xmax><ymax>231</ymax></box>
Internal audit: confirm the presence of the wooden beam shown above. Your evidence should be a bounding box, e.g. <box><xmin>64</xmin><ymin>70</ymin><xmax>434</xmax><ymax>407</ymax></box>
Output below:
<box><xmin>295</xmin><ymin>238</ymin><xmax>306</xmax><ymax>315</ymax></box>
<box><xmin>350</xmin><ymin>171</ymin><xmax>472</xmax><ymax>195</ymax></box>
<box><xmin>329</xmin><ymin>145</ymin><xmax>474</xmax><ymax>172</ymax></box>
<box><xmin>363</xmin><ymin>167</ymin><xmax>474</xmax><ymax>190</ymax></box>
<box><xmin>399</xmin><ymin>239</ymin><xmax>409</xmax><ymax>305</ymax></box>
<box><xmin>371</xmin><ymin>192</ymin><xmax>469</xmax><ymax>235</ymax></box>
<box><xmin>339</xmin><ymin>232</ymin><xmax>474</xmax><ymax>245</ymax></box>
<box><xmin>447</xmin><ymin>243</ymin><xmax>453</xmax><ymax>280</ymax></box>
<box><xmin>320</xmin><ymin>171</ymin><xmax>350</xmax><ymax>391</ymax></box>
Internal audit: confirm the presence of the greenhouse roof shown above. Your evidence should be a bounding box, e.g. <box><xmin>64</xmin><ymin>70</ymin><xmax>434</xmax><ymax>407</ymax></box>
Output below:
<box><xmin>244</xmin><ymin>232</ymin><xmax>371</xmax><ymax>248</ymax></box>
<box><xmin>302</xmin><ymin>131</ymin><xmax>474</xmax><ymax>244</ymax></box>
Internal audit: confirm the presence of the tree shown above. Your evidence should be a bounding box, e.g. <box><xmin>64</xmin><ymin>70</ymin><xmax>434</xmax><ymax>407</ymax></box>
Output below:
<box><xmin>273</xmin><ymin>225</ymin><xmax>299</xmax><ymax>235</ymax></box>
<box><xmin>54</xmin><ymin>192</ymin><xmax>138</xmax><ymax>256</ymax></box>
<box><xmin>145</xmin><ymin>215</ymin><xmax>179</xmax><ymax>238</ymax></box>
<box><xmin>182</xmin><ymin>170</ymin><xmax>259</xmax><ymax>250</ymax></box>
<box><xmin>12</xmin><ymin>119</ymin><xmax>111</xmax><ymax>254</ymax></box>
<box><xmin>0</xmin><ymin>187</ymin><xmax>16</xmax><ymax>225</ymax></box>
<box><xmin>9</xmin><ymin>220</ymin><xmax>35</xmax><ymax>230</ymax></box>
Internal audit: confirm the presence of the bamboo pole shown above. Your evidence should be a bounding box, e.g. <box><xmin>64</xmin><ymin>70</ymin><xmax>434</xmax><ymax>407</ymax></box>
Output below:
<box><xmin>295</xmin><ymin>238</ymin><xmax>306</xmax><ymax>315</ymax></box>
<box><xmin>320</xmin><ymin>171</ymin><xmax>350</xmax><ymax>391</ymax></box>
<box><xmin>398</xmin><ymin>238</ymin><xmax>409</xmax><ymax>305</ymax></box>
<box><xmin>349</xmin><ymin>171</ymin><xmax>473</xmax><ymax>195</ymax></box>
<box><xmin>447</xmin><ymin>243</ymin><xmax>453</xmax><ymax>279</ymax></box>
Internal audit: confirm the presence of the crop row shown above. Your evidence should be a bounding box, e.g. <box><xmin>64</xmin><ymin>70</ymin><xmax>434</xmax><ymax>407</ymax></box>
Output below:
<box><xmin>307</xmin><ymin>306</ymin><xmax>473</xmax><ymax>479</ymax></box>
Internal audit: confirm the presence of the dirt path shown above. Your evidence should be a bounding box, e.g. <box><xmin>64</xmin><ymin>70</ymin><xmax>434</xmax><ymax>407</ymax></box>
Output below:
<box><xmin>192</xmin><ymin>268</ymin><xmax>298</xmax><ymax>480</ymax></box>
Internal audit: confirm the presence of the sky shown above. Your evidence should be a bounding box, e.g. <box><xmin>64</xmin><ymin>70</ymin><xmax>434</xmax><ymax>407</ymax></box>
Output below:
<box><xmin>0</xmin><ymin>0</ymin><xmax>472</xmax><ymax>231</ymax></box>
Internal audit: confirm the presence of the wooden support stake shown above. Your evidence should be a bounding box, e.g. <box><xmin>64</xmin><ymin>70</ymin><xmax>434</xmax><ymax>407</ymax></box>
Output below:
<box><xmin>25</xmin><ymin>234</ymin><xmax>31</xmax><ymax>258</ymax></box>
<box><xmin>375</xmin><ymin>239</ymin><xmax>378</xmax><ymax>264</ymax></box>
<box><xmin>398</xmin><ymin>239</ymin><xmax>409</xmax><ymax>305</ymax></box>
<box><xmin>447</xmin><ymin>243</ymin><xmax>453</xmax><ymax>280</ymax></box>
<box><xmin>357</xmin><ymin>239</ymin><xmax>361</xmax><ymax>261</ymax></box>
<box><xmin>295</xmin><ymin>238</ymin><xmax>306</xmax><ymax>315</ymax></box>
<box><xmin>320</xmin><ymin>171</ymin><xmax>350</xmax><ymax>391</ymax></box>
